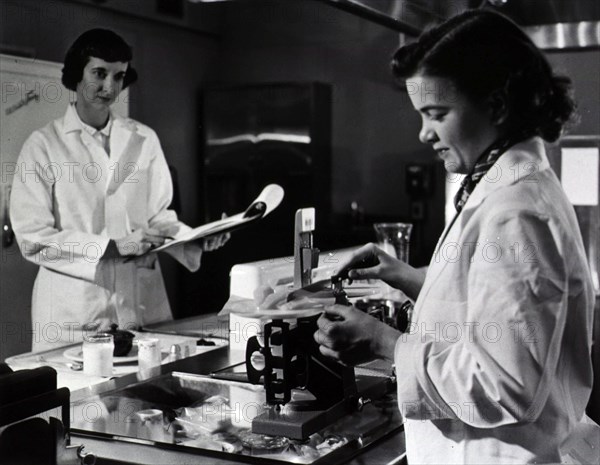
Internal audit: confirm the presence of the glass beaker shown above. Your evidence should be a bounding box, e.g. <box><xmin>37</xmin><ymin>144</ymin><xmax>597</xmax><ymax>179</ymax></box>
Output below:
<box><xmin>373</xmin><ymin>222</ymin><xmax>413</xmax><ymax>263</ymax></box>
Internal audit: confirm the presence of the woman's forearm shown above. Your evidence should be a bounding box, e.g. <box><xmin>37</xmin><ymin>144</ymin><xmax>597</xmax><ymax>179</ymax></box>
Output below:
<box><xmin>395</xmin><ymin>265</ymin><xmax>426</xmax><ymax>301</ymax></box>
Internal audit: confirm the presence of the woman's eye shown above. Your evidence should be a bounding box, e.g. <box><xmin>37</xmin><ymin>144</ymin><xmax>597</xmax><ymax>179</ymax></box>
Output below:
<box><xmin>429</xmin><ymin>113</ymin><xmax>446</xmax><ymax>121</ymax></box>
<box><xmin>115</xmin><ymin>74</ymin><xmax>125</xmax><ymax>82</ymax></box>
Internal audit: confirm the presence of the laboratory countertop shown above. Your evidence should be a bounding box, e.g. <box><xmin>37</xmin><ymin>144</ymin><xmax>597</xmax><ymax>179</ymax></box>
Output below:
<box><xmin>6</xmin><ymin>313</ymin><xmax>406</xmax><ymax>465</ymax></box>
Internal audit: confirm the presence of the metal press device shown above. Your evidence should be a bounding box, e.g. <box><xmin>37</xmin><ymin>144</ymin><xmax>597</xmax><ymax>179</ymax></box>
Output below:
<box><xmin>244</xmin><ymin>208</ymin><xmax>392</xmax><ymax>440</ymax></box>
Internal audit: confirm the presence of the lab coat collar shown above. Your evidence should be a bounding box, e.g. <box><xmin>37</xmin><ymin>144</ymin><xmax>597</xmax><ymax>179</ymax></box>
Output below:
<box><xmin>63</xmin><ymin>103</ymin><xmax>83</xmax><ymax>134</ymax></box>
<box><xmin>62</xmin><ymin>103</ymin><xmax>135</xmax><ymax>136</ymax></box>
<box><xmin>461</xmin><ymin>137</ymin><xmax>550</xmax><ymax>212</ymax></box>
<box><xmin>63</xmin><ymin>104</ymin><xmax>138</xmax><ymax>163</ymax></box>
<box><xmin>431</xmin><ymin>137</ymin><xmax>550</xmax><ymax>257</ymax></box>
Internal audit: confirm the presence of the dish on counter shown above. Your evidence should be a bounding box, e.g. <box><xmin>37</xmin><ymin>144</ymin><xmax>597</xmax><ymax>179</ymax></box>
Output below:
<box><xmin>195</xmin><ymin>337</ymin><xmax>228</xmax><ymax>348</ymax></box>
<box><xmin>243</xmin><ymin>308</ymin><xmax>324</xmax><ymax>319</ymax></box>
<box><xmin>248</xmin><ymin>280</ymin><xmax>380</xmax><ymax>319</ymax></box>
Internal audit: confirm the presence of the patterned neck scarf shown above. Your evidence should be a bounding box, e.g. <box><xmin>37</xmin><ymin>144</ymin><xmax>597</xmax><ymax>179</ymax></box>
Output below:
<box><xmin>453</xmin><ymin>134</ymin><xmax>527</xmax><ymax>213</ymax></box>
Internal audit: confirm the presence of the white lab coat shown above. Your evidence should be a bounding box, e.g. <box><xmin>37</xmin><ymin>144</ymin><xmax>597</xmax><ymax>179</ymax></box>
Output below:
<box><xmin>395</xmin><ymin>138</ymin><xmax>597</xmax><ymax>463</ymax></box>
<box><xmin>10</xmin><ymin>104</ymin><xmax>202</xmax><ymax>351</ymax></box>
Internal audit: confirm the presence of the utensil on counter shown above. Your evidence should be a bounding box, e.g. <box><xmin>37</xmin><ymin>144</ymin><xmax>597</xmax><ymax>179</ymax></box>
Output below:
<box><xmin>37</xmin><ymin>355</ymin><xmax>83</xmax><ymax>371</ymax></box>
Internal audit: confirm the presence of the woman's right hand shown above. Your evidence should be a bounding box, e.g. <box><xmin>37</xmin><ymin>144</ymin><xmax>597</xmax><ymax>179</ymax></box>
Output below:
<box><xmin>314</xmin><ymin>304</ymin><xmax>400</xmax><ymax>365</ymax></box>
<box><xmin>112</xmin><ymin>228</ymin><xmax>170</xmax><ymax>257</ymax></box>
<box><xmin>333</xmin><ymin>243</ymin><xmax>425</xmax><ymax>300</ymax></box>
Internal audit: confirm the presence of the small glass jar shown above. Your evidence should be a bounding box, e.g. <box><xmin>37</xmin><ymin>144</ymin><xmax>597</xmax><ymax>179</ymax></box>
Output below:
<box><xmin>135</xmin><ymin>409</ymin><xmax>164</xmax><ymax>441</ymax></box>
<box><xmin>83</xmin><ymin>333</ymin><xmax>114</xmax><ymax>377</ymax></box>
<box><xmin>137</xmin><ymin>338</ymin><xmax>161</xmax><ymax>378</ymax></box>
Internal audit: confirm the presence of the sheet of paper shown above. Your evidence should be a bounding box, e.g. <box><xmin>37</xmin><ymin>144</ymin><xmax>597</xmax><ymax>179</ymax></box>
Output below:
<box><xmin>152</xmin><ymin>184</ymin><xmax>284</xmax><ymax>252</ymax></box>
<box><xmin>561</xmin><ymin>147</ymin><xmax>599</xmax><ymax>206</ymax></box>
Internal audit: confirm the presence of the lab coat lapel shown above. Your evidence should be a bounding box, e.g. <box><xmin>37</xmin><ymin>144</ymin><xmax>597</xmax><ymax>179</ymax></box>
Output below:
<box><xmin>419</xmin><ymin>208</ymin><xmax>465</xmax><ymax>303</ymax></box>
<box><xmin>107</xmin><ymin>116</ymin><xmax>145</xmax><ymax>195</ymax></box>
<box><xmin>104</xmin><ymin>116</ymin><xmax>144</xmax><ymax>238</ymax></box>
<box><xmin>460</xmin><ymin>137</ymin><xmax>548</xmax><ymax>214</ymax></box>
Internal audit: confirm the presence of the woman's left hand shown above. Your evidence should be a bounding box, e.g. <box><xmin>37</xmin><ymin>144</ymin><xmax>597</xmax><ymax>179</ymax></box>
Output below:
<box><xmin>314</xmin><ymin>305</ymin><xmax>400</xmax><ymax>365</ymax></box>
<box><xmin>201</xmin><ymin>232</ymin><xmax>230</xmax><ymax>252</ymax></box>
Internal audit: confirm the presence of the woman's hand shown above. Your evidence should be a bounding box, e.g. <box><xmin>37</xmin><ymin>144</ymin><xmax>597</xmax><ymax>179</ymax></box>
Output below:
<box><xmin>334</xmin><ymin>243</ymin><xmax>425</xmax><ymax>300</ymax></box>
<box><xmin>314</xmin><ymin>304</ymin><xmax>400</xmax><ymax>365</ymax></box>
<box><xmin>199</xmin><ymin>212</ymin><xmax>231</xmax><ymax>252</ymax></box>
<box><xmin>109</xmin><ymin>228</ymin><xmax>171</xmax><ymax>257</ymax></box>
<box><xmin>200</xmin><ymin>232</ymin><xmax>230</xmax><ymax>252</ymax></box>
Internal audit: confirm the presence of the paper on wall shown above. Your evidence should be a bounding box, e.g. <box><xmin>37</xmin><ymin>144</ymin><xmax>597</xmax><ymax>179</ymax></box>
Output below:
<box><xmin>561</xmin><ymin>147</ymin><xmax>599</xmax><ymax>206</ymax></box>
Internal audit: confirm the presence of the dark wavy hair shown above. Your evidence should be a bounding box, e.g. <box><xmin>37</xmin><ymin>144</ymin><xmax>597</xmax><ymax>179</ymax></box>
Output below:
<box><xmin>391</xmin><ymin>10</ymin><xmax>576</xmax><ymax>142</ymax></box>
<box><xmin>62</xmin><ymin>29</ymin><xmax>138</xmax><ymax>91</ymax></box>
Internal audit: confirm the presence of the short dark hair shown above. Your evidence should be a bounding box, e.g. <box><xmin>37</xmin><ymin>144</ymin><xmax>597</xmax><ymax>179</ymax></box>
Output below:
<box><xmin>62</xmin><ymin>29</ymin><xmax>138</xmax><ymax>91</ymax></box>
<box><xmin>391</xmin><ymin>10</ymin><xmax>576</xmax><ymax>142</ymax></box>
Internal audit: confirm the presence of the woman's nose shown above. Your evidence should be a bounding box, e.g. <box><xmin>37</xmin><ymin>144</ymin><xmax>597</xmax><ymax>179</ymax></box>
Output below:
<box><xmin>419</xmin><ymin>125</ymin><xmax>438</xmax><ymax>144</ymax></box>
<box><xmin>102</xmin><ymin>77</ymin><xmax>115</xmax><ymax>96</ymax></box>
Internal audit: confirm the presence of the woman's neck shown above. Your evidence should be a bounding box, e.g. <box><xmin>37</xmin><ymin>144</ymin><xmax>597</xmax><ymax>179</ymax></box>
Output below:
<box><xmin>75</xmin><ymin>101</ymin><xmax>109</xmax><ymax>130</ymax></box>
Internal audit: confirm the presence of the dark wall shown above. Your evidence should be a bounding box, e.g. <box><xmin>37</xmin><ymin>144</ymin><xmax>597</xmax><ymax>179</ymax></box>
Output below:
<box><xmin>180</xmin><ymin>1</ymin><xmax>438</xmax><ymax>313</ymax></box>
<box><xmin>548</xmin><ymin>50</ymin><xmax>600</xmax><ymax>136</ymax></box>
<box><xmin>215</xmin><ymin>1</ymin><xmax>600</xmax><ymax>223</ymax></box>
<box><xmin>216</xmin><ymin>0</ymin><xmax>425</xmax><ymax>220</ymax></box>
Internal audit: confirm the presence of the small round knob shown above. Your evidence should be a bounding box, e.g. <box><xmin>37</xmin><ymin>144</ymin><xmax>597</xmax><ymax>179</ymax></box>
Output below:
<box><xmin>356</xmin><ymin>397</ymin><xmax>372</xmax><ymax>411</ymax></box>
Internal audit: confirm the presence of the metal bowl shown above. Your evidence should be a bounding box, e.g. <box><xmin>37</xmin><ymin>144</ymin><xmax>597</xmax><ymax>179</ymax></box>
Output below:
<box><xmin>354</xmin><ymin>299</ymin><xmax>412</xmax><ymax>332</ymax></box>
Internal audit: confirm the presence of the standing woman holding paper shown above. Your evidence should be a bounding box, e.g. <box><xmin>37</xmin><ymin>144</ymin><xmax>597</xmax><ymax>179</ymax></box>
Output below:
<box><xmin>10</xmin><ymin>29</ymin><xmax>228</xmax><ymax>350</ymax></box>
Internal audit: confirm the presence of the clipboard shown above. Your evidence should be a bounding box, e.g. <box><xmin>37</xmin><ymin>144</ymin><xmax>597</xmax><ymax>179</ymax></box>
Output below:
<box><xmin>152</xmin><ymin>184</ymin><xmax>284</xmax><ymax>253</ymax></box>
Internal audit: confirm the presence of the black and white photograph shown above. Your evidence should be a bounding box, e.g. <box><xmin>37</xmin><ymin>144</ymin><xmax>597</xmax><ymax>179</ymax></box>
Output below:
<box><xmin>0</xmin><ymin>1</ymin><xmax>599</xmax><ymax>464</ymax></box>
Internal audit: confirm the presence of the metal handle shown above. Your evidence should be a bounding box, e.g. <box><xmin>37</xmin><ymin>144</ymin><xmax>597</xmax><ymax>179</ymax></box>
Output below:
<box><xmin>2</xmin><ymin>185</ymin><xmax>14</xmax><ymax>248</ymax></box>
<box><xmin>77</xmin><ymin>445</ymin><xmax>96</xmax><ymax>465</ymax></box>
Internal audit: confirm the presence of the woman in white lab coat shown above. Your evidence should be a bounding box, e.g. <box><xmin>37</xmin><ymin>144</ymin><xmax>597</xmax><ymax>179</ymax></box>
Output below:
<box><xmin>10</xmin><ymin>29</ymin><xmax>227</xmax><ymax>350</ymax></box>
<box><xmin>314</xmin><ymin>10</ymin><xmax>597</xmax><ymax>464</ymax></box>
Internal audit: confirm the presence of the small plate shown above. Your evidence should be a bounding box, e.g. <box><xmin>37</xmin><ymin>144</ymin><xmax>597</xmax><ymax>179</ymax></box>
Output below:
<box><xmin>64</xmin><ymin>345</ymin><xmax>139</xmax><ymax>364</ymax></box>
<box><xmin>243</xmin><ymin>308</ymin><xmax>323</xmax><ymax>319</ymax></box>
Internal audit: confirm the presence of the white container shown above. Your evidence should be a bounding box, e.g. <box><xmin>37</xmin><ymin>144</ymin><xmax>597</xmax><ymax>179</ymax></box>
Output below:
<box><xmin>83</xmin><ymin>333</ymin><xmax>114</xmax><ymax>377</ymax></box>
<box><xmin>135</xmin><ymin>409</ymin><xmax>165</xmax><ymax>442</ymax></box>
<box><xmin>138</xmin><ymin>338</ymin><xmax>161</xmax><ymax>379</ymax></box>
<box><xmin>229</xmin><ymin>258</ymin><xmax>293</xmax><ymax>299</ymax></box>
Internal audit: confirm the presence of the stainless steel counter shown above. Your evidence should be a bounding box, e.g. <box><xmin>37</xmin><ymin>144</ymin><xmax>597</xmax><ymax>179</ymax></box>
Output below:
<box><xmin>77</xmin><ymin>429</ymin><xmax>406</xmax><ymax>465</ymax></box>
<box><xmin>51</xmin><ymin>314</ymin><xmax>406</xmax><ymax>465</ymax></box>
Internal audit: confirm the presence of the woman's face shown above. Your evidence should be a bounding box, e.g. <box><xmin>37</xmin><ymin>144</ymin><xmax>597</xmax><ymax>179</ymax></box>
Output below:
<box><xmin>76</xmin><ymin>56</ymin><xmax>128</xmax><ymax>112</ymax></box>
<box><xmin>406</xmin><ymin>75</ymin><xmax>500</xmax><ymax>174</ymax></box>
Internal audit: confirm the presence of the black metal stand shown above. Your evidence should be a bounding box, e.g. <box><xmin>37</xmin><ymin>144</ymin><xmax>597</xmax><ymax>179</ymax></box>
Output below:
<box><xmin>246</xmin><ymin>316</ymin><xmax>358</xmax><ymax>439</ymax></box>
